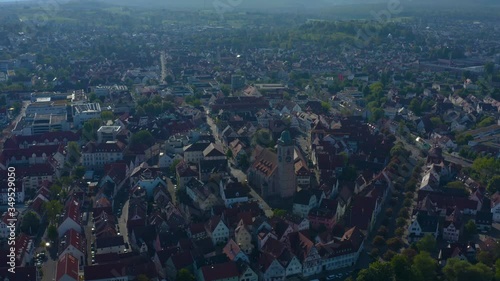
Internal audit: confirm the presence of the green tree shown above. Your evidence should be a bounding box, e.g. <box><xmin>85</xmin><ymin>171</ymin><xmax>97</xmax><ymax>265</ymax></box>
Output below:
<box><xmin>220</xmin><ymin>84</ymin><xmax>231</xmax><ymax>96</ymax></box>
<box><xmin>372</xmin><ymin>235</ymin><xmax>386</xmax><ymax>247</ymax></box>
<box><xmin>273</xmin><ymin>209</ymin><xmax>287</xmax><ymax>217</ymax></box>
<box><xmin>443</xmin><ymin>258</ymin><xmax>493</xmax><ymax>281</ymax></box>
<box><xmin>130</xmin><ymin>130</ymin><xmax>155</xmax><ymax>147</ymax></box>
<box><xmin>136</xmin><ymin>274</ymin><xmax>150</xmax><ymax>281</ymax></box>
<box><xmin>412</xmin><ymin>251</ymin><xmax>438</xmax><ymax>281</ymax></box>
<box><xmin>464</xmin><ymin>220</ymin><xmax>477</xmax><ymax>239</ymax></box>
<box><xmin>226</xmin><ymin>149</ymin><xmax>233</xmax><ymax>158</ymax></box>
<box><xmin>387</xmin><ymin>237</ymin><xmax>403</xmax><ymax>251</ymax></box>
<box><xmin>416</xmin><ymin>234</ymin><xmax>436</xmax><ymax>253</ymax></box>
<box><xmin>176</xmin><ymin>268</ymin><xmax>195</xmax><ymax>281</ymax></box>
<box><xmin>44</xmin><ymin>200</ymin><xmax>63</xmax><ymax>224</ymax></box>
<box><xmin>21</xmin><ymin>211</ymin><xmax>40</xmax><ymax>235</ymax></box>
<box><xmin>455</xmin><ymin>133</ymin><xmax>473</xmax><ymax>146</ymax></box>
<box><xmin>101</xmin><ymin>110</ymin><xmax>114</xmax><ymax>121</ymax></box>
<box><xmin>82</xmin><ymin>118</ymin><xmax>102</xmax><ymax>141</ymax></box>
<box><xmin>477</xmin><ymin>116</ymin><xmax>495</xmax><ymax>128</ymax></box>
<box><xmin>495</xmin><ymin>259</ymin><xmax>500</xmax><ymax>281</ymax></box>
<box><xmin>356</xmin><ymin>261</ymin><xmax>394</xmax><ymax>281</ymax></box>
<box><xmin>169</xmin><ymin>159</ymin><xmax>181</xmax><ymax>174</ymax></box>
<box><xmin>484</xmin><ymin>62</ymin><xmax>495</xmax><ymax>77</ymax></box>
<box><xmin>73</xmin><ymin>166</ymin><xmax>86</xmax><ymax>179</ymax></box>
<box><xmin>321</xmin><ymin>101</ymin><xmax>331</xmax><ymax>113</ymax></box>
<box><xmin>47</xmin><ymin>224</ymin><xmax>58</xmax><ymax>242</ymax></box>
<box><xmin>487</xmin><ymin>175</ymin><xmax>500</xmax><ymax>194</ymax></box>
<box><xmin>391</xmin><ymin>254</ymin><xmax>412</xmax><ymax>281</ymax></box>
<box><xmin>446</xmin><ymin>181</ymin><xmax>467</xmax><ymax>191</ymax></box>
<box><xmin>476</xmin><ymin>251</ymin><xmax>494</xmax><ymax>266</ymax></box>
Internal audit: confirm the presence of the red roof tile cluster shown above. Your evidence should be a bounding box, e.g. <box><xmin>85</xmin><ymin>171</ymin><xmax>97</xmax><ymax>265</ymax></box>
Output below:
<box><xmin>200</xmin><ymin>261</ymin><xmax>240</xmax><ymax>281</ymax></box>
<box><xmin>56</xmin><ymin>254</ymin><xmax>79</xmax><ymax>281</ymax></box>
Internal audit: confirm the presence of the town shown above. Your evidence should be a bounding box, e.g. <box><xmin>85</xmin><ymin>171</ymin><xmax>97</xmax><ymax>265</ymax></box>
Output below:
<box><xmin>0</xmin><ymin>1</ymin><xmax>499</xmax><ymax>281</ymax></box>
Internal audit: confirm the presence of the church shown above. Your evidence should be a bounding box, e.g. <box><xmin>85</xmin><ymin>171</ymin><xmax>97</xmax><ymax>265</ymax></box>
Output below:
<box><xmin>247</xmin><ymin>130</ymin><xmax>306</xmax><ymax>199</ymax></box>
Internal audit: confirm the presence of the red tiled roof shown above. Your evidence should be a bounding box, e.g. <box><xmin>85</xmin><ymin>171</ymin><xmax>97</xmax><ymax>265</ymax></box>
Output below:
<box><xmin>62</xmin><ymin>229</ymin><xmax>85</xmax><ymax>254</ymax></box>
<box><xmin>64</xmin><ymin>200</ymin><xmax>81</xmax><ymax>224</ymax></box>
<box><xmin>56</xmin><ymin>254</ymin><xmax>79</xmax><ymax>281</ymax></box>
<box><xmin>84</xmin><ymin>262</ymin><xmax>127</xmax><ymax>280</ymax></box>
<box><xmin>200</xmin><ymin>261</ymin><xmax>240</xmax><ymax>281</ymax></box>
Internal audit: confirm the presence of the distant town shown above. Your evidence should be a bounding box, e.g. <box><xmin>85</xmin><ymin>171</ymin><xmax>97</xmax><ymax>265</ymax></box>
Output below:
<box><xmin>0</xmin><ymin>1</ymin><xmax>499</xmax><ymax>281</ymax></box>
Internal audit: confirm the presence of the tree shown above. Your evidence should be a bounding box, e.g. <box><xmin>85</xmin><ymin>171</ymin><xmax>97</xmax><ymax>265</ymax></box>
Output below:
<box><xmin>101</xmin><ymin>110</ymin><xmax>114</xmax><ymax>121</ymax></box>
<box><xmin>44</xmin><ymin>200</ymin><xmax>63</xmax><ymax>224</ymax></box>
<box><xmin>82</xmin><ymin>118</ymin><xmax>102</xmax><ymax>141</ymax></box>
<box><xmin>495</xmin><ymin>259</ymin><xmax>500</xmax><ymax>281</ymax></box>
<box><xmin>391</xmin><ymin>254</ymin><xmax>412</xmax><ymax>281</ymax></box>
<box><xmin>372</xmin><ymin>235</ymin><xmax>386</xmax><ymax>247</ymax></box>
<box><xmin>446</xmin><ymin>181</ymin><xmax>467</xmax><ymax>191</ymax></box>
<box><xmin>476</xmin><ymin>251</ymin><xmax>494</xmax><ymax>266</ymax></box>
<box><xmin>387</xmin><ymin>237</ymin><xmax>403</xmax><ymax>251</ymax></box>
<box><xmin>443</xmin><ymin>258</ymin><xmax>493</xmax><ymax>281</ymax></box>
<box><xmin>412</xmin><ymin>251</ymin><xmax>438</xmax><ymax>281</ymax></box>
<box><xmin>169</xmin><ymin>159</ymin><xmax>181</xmax><ymax>174</ymax></box>
<box><xmin>21</xmin><ymin>211</ymin><xmax>40</xmax><ymax>235</ymax></box>
<box><xmin>477</xmin><ymin>116</ymin><xmax>495</xmax><ymax>128</ymax></box>
<box><xmin>487</xmin><ymin>175</ymin><xmax>500</xmax><ymax>194</ymax></box>
<box><xmin>377</xmin><ymin>226</ymin><xmax>388</xmax><ymax>237</ymax></box>
<box><xmin>47</xmin><ymin>224</ymin><xmax>58</xmax><ymax>242</ymax></box>
<box><xmin>321</xmin><ymin>101</ymin><xmax>331</xmax><ymax>113</ymax></box>
<box><xmin>176</xmin><ymin>268</ymin><xmax>195</xmax><ymax>281</ymax></box>
<box><xmin>67</xmin><ymin>141</ymin><xmax>81</xmax><ymax>158</ymax></box>
<box><xmin>73</xmin><ymin>166</ymin><xmax>86</xmax><ymax>179</ymax></box>
<box><xmin>130</xmin><ymin>130</ymin><xmax>155</xmax><ymax>147</ymax></box>
<box><xmin>484</xmin><ymin>62</ymin><xmax>495</xmax><ymax>77</ymax></box>
<box><xmin>273</xmin><ymin>209</ymin><xmax>287</xmax><ymax>217</ymax></box>
<box><xmin>416</xmin><ymin>234</ymin><xmax>436</xmax><ymax>253</ymax></box>
<box><xmin>136</xmin><ymin>274</ymin><xmax>150</xmax><ymax>281</ymax></box>
<box><xmin>464</xmin><ymin>220</ymin><xmax>477</xmax><ymax>239</ymax></box>
<box><xmin>226</xmin><ymin>149</ymin><xmax>233</xmax><ymax>158</ymax></box>
<box><xmin>455</xmin><ymin>133</ymin><xmax>473</xmax><ymax>146</ymax></box>
<box><xmin>356</xmin><ymin>261</ymin><xmax>394</xmax><ymax>281</ymax></box>
<box><xmin>370</xmin><ymin>108</ymin><xmax>385</xmax><ymax>122</ymax></box>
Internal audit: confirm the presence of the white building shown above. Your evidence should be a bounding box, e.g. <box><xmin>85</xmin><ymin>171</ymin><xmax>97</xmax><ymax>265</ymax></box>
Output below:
<box><xmin>72</xmin><ymin>103</ymin><xmax>102</xmax><ymax>128</ymax></box>
<box><xmin>81</xmin><ymin>141</ymin><xmax>124</xmax><ymax>169</ymax></box>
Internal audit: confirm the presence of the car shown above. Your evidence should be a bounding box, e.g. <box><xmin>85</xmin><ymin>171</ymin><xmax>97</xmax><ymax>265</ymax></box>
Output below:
<box><xmin>174</xmin><ymin>184</ymin><xmax>177</xmax><ymax>189</ymax></box>
<box><xmin>326</xmin><ymin>275</ymin><xmax>336</xmax><ymax>281</ymax></box>
<box><xmin>36</xmin><ymin>261</ymin><xmax>42</xmax><ymax>267</ymax></box>
<box><xmin>124</xmin><ymin>249</ymin><xmax>128</xmax><ymax>253</ymax></box>
<box><xmin>92</xmin><ymin>259</ymin><xmax>95</xmax><ymax>264</ymax></box>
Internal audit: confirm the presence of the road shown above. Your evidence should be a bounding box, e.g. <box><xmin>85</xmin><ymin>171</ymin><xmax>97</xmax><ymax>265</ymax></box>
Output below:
<box><xmin>41</xmin><ymin>256</ymin><xmax>57</xmax><ymax>281</ymax></box>
<box><xmin>86</xmin><ymin>211</ymin><xmax>93</xmax><ymax>266</ymax></box>
<box><xmin>160</xmin><ymin>51</ymin><xmax>167</xmax><ymax>83</ymax></box>
<box><xmin>165</xmin><ymin>178</ymin><xmax>177</xmax><ymax>205</ymax></box>
<box><xmin>206</xmin><ymin>114</ymin><xmax>273</xmax><ymax>217</ymax></box>
<box><xmin>0</xmin><ymin>100</ymin><xmax>28</xmax><ymax>149</ymax></box>
<box><xmin>118</xmin><ymin>199</ymin><xmax>130</xmax><ymax>249</ymax></box>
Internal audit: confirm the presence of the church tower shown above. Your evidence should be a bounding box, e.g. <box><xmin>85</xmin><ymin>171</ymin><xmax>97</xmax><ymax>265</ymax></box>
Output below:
<box><xmin>277</xmin><ymin>130</ymin><xmax>296</xmax><ymax>198</ymax></box>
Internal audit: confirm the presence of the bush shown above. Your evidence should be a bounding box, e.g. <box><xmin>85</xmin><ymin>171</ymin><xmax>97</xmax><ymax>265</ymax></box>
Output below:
<box><xmin>404</xmin><ymin>198</ymin><xmax>412</xmax><ymax>207</ymax></box>
<box><xmin>405</xmin><ymin>191</ymin><xmax>414</xmax><ymax>199</ymax></box>
<box><xmin>395</xmin><ymin>227</ymin><xmax>406</xmax><ymax>237</ymax></box>
<box><xmin>385</xmin><ymin>208</ymin><xmax>393</xmax><ymax>217</ymax></box>
<box><xmin>387</xmin><ymin>237</ymin><xmax>403</xmax><ymax>251</ymax></box>
<box><xmin>377</xmin><ymin>226</ymin><xmax>388</xmax><ymax>238</ymax></box>
<box><xmin>370</xmin><ymin>248</ymin><xmax>380</xmax><ymax>257</ymax></box>
<box><xmin>399</xmin><ymin>208</ymin><xmax>409</xmax><ymax>218</ymax></box>
<box><xmin>372</xmin><ymin>235</ymin><xmax>386</xmax><ymax>247</ymax></box>
<box><xmin>383</xmin><ymin>250</ymin><xmax>397</xmax><ymax>261</ymax></box>
<box><xmin>396</xmin><ymin>217</ymin><xmax>407</xmax><ymax>227</ymax></box>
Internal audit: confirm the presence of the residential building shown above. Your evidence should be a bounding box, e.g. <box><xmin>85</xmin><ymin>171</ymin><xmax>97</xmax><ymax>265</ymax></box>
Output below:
<box><xmin>56</xmin><ymin>254</ymin><xmax>79</xmax><ymax>281</ymax></box>
<box><xmin>58</xmin><ymin>200</ymin><xmax>82</xmax><ymax>237</ymax></box>
<box><xmin>407</xmin><ymin>211</ymin><xmax>439</xmax><ymax>242</ymax></box>
<box><xmin>81</xmin><ymin>141</ymin><xmax>125</xmax><ymax>169</ymax></box>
